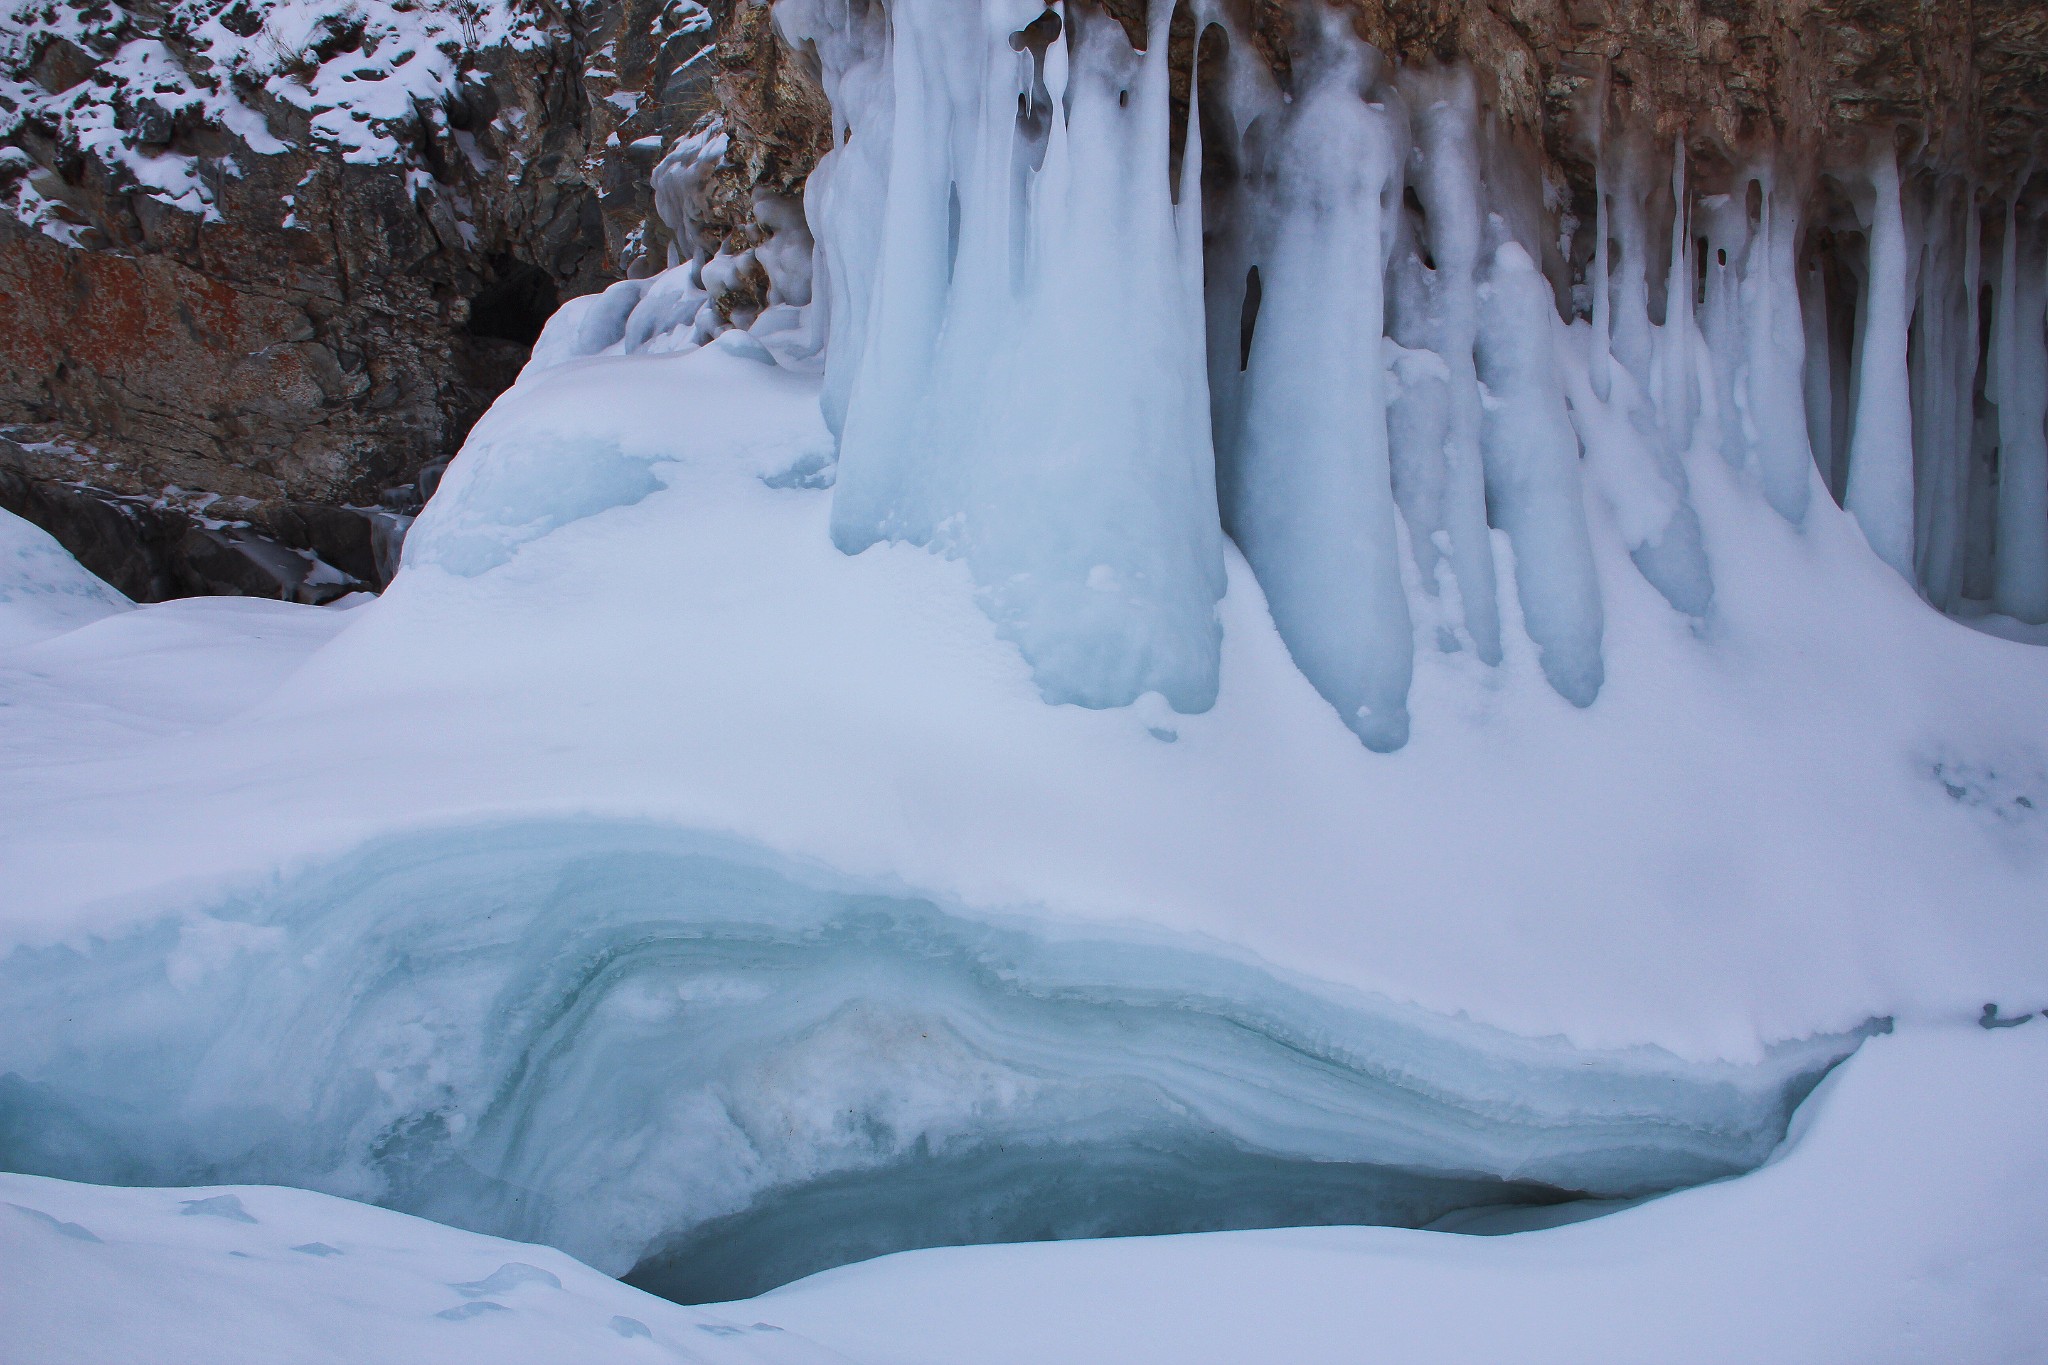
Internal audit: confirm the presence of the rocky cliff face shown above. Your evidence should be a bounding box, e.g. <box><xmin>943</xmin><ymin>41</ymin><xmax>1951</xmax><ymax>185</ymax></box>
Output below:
<box><xmin>0</xmin><ymin>0</ymin><xmax>2041</xmax><ymax>601</ymax></box>
<box><xmin>0</xmin><ymin>0</ymin><xmax>734</xmax><ymax>596</ymax></box>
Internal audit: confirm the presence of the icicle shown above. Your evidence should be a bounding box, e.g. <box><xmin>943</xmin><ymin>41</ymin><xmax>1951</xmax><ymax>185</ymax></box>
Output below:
<box><xmin>815</xmin><ymin>0</ymin><xmax>1225</xmax><ymax>711</ymax></box>
<box><xmin>1396</xmin><ymin>66</ymin><xmax>1504</xmax><ymax>666</ymax></box>
<box><xmin>1653</xmin><ymin>136</ymin><xmax>1697</xmax><ymax>452</ymax></box>
<box><xmin>1478</xmin><ymin>239</ymin><xmax>1606</xmax><ymax>705</ymax></box>
<box><xmin>1992</xmin><ymin>196</ymin><xmax>2048</xmax><ymax>622</ymax></box>
<box><xmin>1588</xmin><ymin>74</ymin><xmax>1612</xmax><ymax>404</ymax></box>
<box><xmin>1799</xmin><ymin>254</ymin><xmax>1834</xmax><ymax>499</ymax></box>
<box><xmin>1225</xmin><ymin>15</ymin><xmax>1413</xmax><ymax>750</ymax></box>
<box><xmin>1922</xmin><ymin>187</ymin><xmax>1983</xmax><ymax>612</ymax></box>
<box><xmin>1566</xmin><ymin>137</ymin><xmax>1713</xmax><ymax>618</ymax></box>
<box><xmin>1740</xmin><ymin>170</ymin><xmax>1817</xmax><ymax>524</ymax></box>
<box><xmin>1843</xmin><ymin>143</ymin><xmax>1918</xmax><ymax>579</ymax></box>
<box><xmin>1607</xmin><ymin>135</ymin><xmax>1655</xmax><ymax>393</ymax></box>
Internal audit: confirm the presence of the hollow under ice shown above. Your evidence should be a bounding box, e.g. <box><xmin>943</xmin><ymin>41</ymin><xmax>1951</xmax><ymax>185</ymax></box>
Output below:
<box><xmin>511</xmin><ymin>0</ymin><xmax>2048</xmax><ymax>751</ymax></box>
<box><xmin>0</xmin><ymin>821</ymin><xmax>1861</xmax><ymax>1303</ymax></box>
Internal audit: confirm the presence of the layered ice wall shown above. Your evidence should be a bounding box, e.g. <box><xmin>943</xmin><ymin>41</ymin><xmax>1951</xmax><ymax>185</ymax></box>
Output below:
<box><xmin>757</xmin><ymin>0</ymin><xmax>2048</xmax><ymax>749</ymax></box>
<box><xmin>0</xmin><ymin>822</ymin><xmax>1861</xmax><ymax>1303</ymax></box>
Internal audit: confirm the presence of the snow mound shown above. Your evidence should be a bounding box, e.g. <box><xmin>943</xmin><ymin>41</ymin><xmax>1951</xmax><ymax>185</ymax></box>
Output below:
<box><xmin>0</xmin><ymin>506</ymin><xmax>129</xmax><ymax>649</ymax></box>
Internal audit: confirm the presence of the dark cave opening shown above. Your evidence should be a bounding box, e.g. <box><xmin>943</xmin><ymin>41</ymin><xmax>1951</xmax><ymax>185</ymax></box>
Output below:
<box><xmin>467</xmin><ymin>256</ymin><xmax>561</xmax><ymax>346</ymax></box>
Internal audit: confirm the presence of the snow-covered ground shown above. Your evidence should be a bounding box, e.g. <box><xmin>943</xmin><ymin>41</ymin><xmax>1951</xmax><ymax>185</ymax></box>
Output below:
<box><xmin>6</xmin><ymin>1022</ymin><xmax>2042</xmax><ymax>1364</ymax></box>
<box><xmin>4</xmin><ymin>346</ymin><xmax>2042</xmax><ymax>1056</ymax></box>
<box><xmin>1</xmin><ymin>336</ymin><xmax>2044</xmax><ymax>1354</ymax></box>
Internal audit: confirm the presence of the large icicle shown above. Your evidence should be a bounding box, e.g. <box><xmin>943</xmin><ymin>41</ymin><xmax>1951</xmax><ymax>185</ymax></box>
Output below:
<box><xmin>1843</xmin><ymin>144</ymin><xmax>1918</xmax><ymax>580</ymax></box>
<box><xmin>1568</xmin><ymin>136</ymin><xmax>1713</xmax><ymax>619</ymax></box>
<box><xmin>1395</xmin><ymin>67</ymin><xmax>1504</xmax><ymax>665</ymax></box>
<box><xmin>1223</xmin><ymin>16</ymin><xmax>1413</xmax><ymax>750</ymax></box>
<box><xmin>1741</xmin><ymin>170</ymin><xmax>1818</xmax><ymax>525</ymax></box>
<box><xmin>1992</xmin><ymin>199</ymin><xmax>2048</xmax><ymax>623</ymax></box>
<box><xmin>804</xmin><ymin>0</ymin><xmax>1226</xmax><ymax>712</ymax></box>
<box><xmin>1478</xmin><ymin>239</ymin><xmax>1606</xmax><ymax>705</ymax></box>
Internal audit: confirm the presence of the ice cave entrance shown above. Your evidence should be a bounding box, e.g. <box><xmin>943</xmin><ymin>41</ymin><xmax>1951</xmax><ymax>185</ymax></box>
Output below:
<box><xmin>0</xmin><ymin>822</ymin><xmax>1864</xmax><ymax>1304</ymax></box>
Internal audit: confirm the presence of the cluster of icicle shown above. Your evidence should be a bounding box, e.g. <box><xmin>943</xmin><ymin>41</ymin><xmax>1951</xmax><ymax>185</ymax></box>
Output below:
<box><xmin>763</xmin><ymin>0</ymin><xmax>2047</xmax><ymax>751</ymax></box>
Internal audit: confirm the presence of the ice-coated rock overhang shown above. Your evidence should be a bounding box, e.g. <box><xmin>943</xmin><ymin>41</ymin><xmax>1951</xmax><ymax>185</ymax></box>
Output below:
<box><xmin>0</xmin><ymin>821</ymin><xmax>1868</xmax><ymax>1302</ymax></box>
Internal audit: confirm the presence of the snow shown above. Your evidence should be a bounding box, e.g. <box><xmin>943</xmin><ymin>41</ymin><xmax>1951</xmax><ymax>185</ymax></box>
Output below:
<box><xmin>0</xmin><ymin>506</ymin><xmax>129</xmax><ymax>648</ymax></box>
<box><xmin>0</xmin><ymin>1171</ymin><xmax>856</xmax><ymax>1364</ymax></box>
<box><xmin>2</xmin><ymin>342</ymin><xmax>2042</xmax><ymax>1067</ymax></box>
<box><xmin>0</xmin><ymin>0</ymin><xmax>547</xmax><ymax>238</ymax></box>
<box><xmin>4</xmin><ymin>1021</ymin><xmax>2042</xmax><ymax>1363</ymax></box>
<box><xmin>3</xmin><ymin>0</ymin><xmax>2047</xmax><ymax>1351</ymax></box>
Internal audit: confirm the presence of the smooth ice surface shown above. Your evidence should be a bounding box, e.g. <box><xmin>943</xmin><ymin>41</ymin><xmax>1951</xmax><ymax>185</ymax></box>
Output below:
<box><xmin>4</xmin><ymin>1023</ymin><xmax>2043</xmax><ymax>1364</ymax></box>
<box><xmin>0</xmin><ymin>507</ymin><xmax>131</xmax><ymax>649</ymax></box>
<box><xmin>0</xmin><ymin>819</ymin><xmax>1856</xmax><ymax>1299</ymax></box>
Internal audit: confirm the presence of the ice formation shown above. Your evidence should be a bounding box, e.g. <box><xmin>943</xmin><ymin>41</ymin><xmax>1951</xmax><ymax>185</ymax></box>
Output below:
<box><xmin>670</xmin><ymin>0</ymin><xmax>2048</xmax><ymax>747</ymax></box>
<box><xmin>0</xmin><ymin>822</ymin><xmax>1861</xmax><ymax>1303</ymax></box>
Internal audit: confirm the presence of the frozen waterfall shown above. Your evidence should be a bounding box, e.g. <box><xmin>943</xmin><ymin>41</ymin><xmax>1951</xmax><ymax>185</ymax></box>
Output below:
<box><xmin>527</xmin><ymin>0</ymin><xmax>2048</xmax><ymax>746</ymax></box>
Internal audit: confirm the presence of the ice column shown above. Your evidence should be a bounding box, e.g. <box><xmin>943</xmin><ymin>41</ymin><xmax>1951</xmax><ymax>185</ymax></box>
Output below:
<box><xmin>1741</xmin><ymin>172</ymin><xmax>1818</xmax><ymax>525</ymax></box>
<box><xmin>1568</xmin><ymin>137</ymin><xmax>1712</xmax><ymax>618</ymax></box>
<box><xmin>1222</xmin><ymin>17</ymin><xmax>1413</xmax><ymax>750</ymax></box>
<box><xmin>778</xmin><ymin>0</ymin><xmax>893</xmax><ymax>438</ymax></box>
<box><xmin>799</xmin><ymin>0</ymin><xmax>1226</xmax><ymax>712</ymax></box>
<box><xmin>1478</xmin><ymin>239</ymin><xmax>1605</xmax><ymax>705</ymax></box>
<box><xmin>1844</xmin><ymin>144</ymin><xmax>1918</xmax><ymax>580</ymax></box>
<box><xmin>1992</xmin><ymin>200</ymin><xmax>2048</xmax><ymax>623</ymax></box>
<box><xmin>1392</xmin><ymin>67</ymin><xmax>1504</xmax><ymax>665</ymax></box>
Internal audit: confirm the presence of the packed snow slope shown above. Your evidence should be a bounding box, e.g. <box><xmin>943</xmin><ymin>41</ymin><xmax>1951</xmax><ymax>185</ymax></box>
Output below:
<box><xmin>0</xmin><ymin>342</ymin><xmax>2044</xmax><ymax>1059</ymax></box>
<box><xmin>3</xmin><ymin>1022</ymin><xmax>2043</xmax><ymax>1364</ymax></box>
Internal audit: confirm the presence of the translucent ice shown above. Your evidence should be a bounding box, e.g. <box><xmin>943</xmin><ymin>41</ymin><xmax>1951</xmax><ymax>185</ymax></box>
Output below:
<box><xmin>1219</xmin><ymin>16</ymin><xmax>1413</xmax><ymax>750</ymax></box>
<box><xmin>799</xmin><ymin>0</ymin><xmax>1225</xmax><ymax>713</ymax></box>
<box><xmin>0</xmin><ymin>822</ymin><xmax>1860</xmax><ymax>1302</ymax></box>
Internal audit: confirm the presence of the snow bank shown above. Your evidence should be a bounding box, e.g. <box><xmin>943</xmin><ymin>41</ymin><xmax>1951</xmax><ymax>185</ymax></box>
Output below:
<box><xmin>0</xmin><ymin>506</ymin><xmax>129</xmax><ymax>648</ymax></box>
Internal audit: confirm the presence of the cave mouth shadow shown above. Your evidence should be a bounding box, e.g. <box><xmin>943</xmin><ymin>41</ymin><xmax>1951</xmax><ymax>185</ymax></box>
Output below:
<box><xmin>467</xmin><ymin>255</ymin><xmax>560</xmax><ymax>346</ymax></box>
<box><xmin>623</xmin><ymin>1138</ymin><xmax>1580</xmax><ymax>1305</ymax></box>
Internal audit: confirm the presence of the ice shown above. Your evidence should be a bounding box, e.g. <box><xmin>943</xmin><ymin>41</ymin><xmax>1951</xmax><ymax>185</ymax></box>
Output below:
<box><xmin>1992</xmin><ymin>197</ymin><xmax>2048</xmax><ymax>623</ymax></box>
<box><xmin>0</xmin><ymin>507</ymin><xmax>131</xmax><ymax>650</ymax></box>
<box><xmin>9</xmin><ymin>1024</ymin><xmax>2042</xmax><ymax>1363</ymax></box>
<box><xmin>1562</xmin><ymin>137</ymin><xmax>1712</xmax><ymax>618</ymax></box>
<box><xmin>1389</xmin><ymin>70</ymin><xmax>1503</xmax><ymax>664</ymax></box>
<box><xmin>791</xmin><ymin>0</ymin><xmax>1225</xmax><ymax>713</ymax></box>
<box><xmin>1475</xmin><ymin>240</ymin><xmax>1605</xmax><ymax>705</ymax></box>
<box><xmin>1843</xmin><ymin>144</ymin><xmax>1918</xmax><ymax>579</ymax></box>
<box><xmin>1216</xmin><ymin>15</ymin><xmax>1413</xmax><ymax>750</ymax></box>
<box><xmin>0</xmin><ymin>820</ymin><xmax>1860</xmax><ymax>1301</ymax></box>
